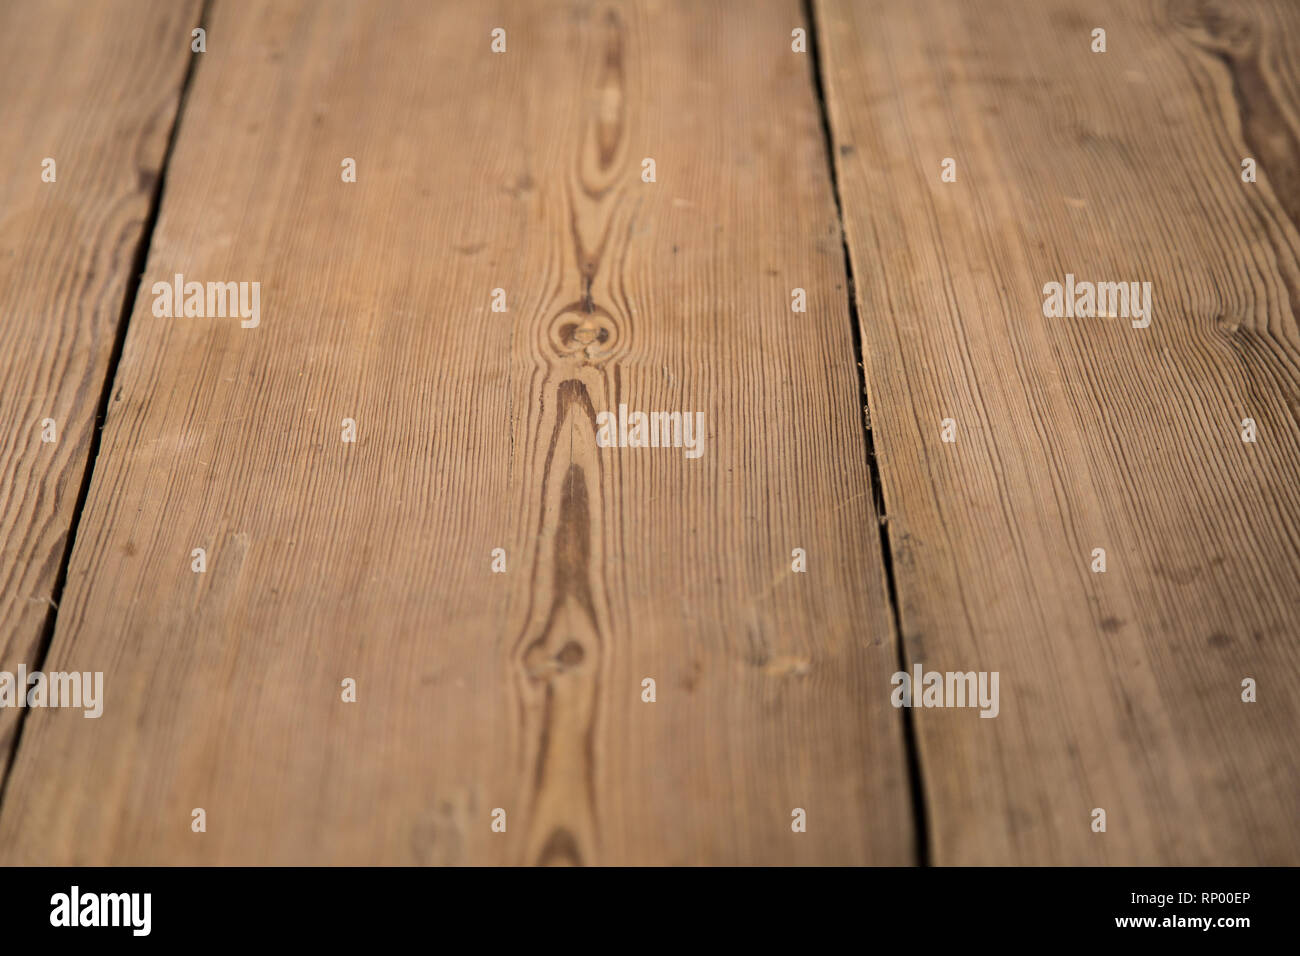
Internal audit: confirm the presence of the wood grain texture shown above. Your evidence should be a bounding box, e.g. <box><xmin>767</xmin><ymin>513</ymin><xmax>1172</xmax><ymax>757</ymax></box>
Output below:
<box><xmin>0</xmin><ymin>0</ymin><xmax>201</xmax><ymax>776</ymax></box>
<box><xmin>0</xmin><ymin>0</ymin><xmax>913</xmax><ymax>864</ymax></box>
<box><xmin>818</xmin><ymin>0</ymin><xmax>1300</xmax><ymax>863</ymax></box>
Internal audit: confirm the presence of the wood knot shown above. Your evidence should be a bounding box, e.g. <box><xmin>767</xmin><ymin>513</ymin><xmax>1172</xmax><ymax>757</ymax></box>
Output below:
<box><xmin>556</xmin><ymin>641</ymin><xmax>585</xmax><ymax>667</ymax></box>
<box><xmin>547</xmin><ymin>304</ymin><xmax>620</xmax><ymax>362</ymax></box>
<box><xmin>1170</xmin><ymin>0</ymin><xmax>1258</xmax><ymax>56</ymax></box>
<box><xmin>1214</xmin><ymin>313</ymin><xmax>1242</xmax><ymax>334</ymax></box>
<box><xmin>522</xmin><ymin>638</ymin><xmax>587</xmax><ymax>681</ymax></box>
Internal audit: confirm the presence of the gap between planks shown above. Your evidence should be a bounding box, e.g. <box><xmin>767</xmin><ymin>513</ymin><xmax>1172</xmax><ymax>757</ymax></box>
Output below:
<box><xmin>801</xmin><ymin>0</ymin><xmax>932</xmax><ymax>866</ymax></box>
<box><xmin>0</xmin><ymin>0</ymin><xmax>214</xmax><ymax>808</ymax></box>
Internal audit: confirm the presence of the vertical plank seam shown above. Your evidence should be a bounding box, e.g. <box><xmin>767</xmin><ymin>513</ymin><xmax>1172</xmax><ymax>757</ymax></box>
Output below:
<box><xmin>802</xmin><ymin>0</ymin><xmax>932</xmax><ymax>866</ymax></box>
<box><xmin>0</xmin><ymin>0</ymin><xmax>215</xmax><ymax>811</ymax></box>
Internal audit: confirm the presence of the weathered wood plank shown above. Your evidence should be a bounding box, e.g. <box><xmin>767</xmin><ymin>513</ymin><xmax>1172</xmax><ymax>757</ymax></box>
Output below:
<box><xmin>0</xmin><ymin>0</ymin><xmax>201</xmax><ymax>778</ymax></box>
<box><xmin>818</xmin><ymin>0</ymin><xmax>1300</xmax><ymax>863</ymax></box>
<box><xmin>0</xmin><ymin>0</ymin><xmax>913</xmax><ymax>864</ymax></box>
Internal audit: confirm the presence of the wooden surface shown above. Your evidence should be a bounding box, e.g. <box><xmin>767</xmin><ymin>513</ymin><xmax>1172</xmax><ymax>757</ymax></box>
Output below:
<box><xmin>1</xmin><ymin>0</ymin><xmax>1297</xmax><ymax>866</ymax></box>
<box><xmin>0</xmin><ymin>0</ymin><xmax>201</xmax><ymax>779</ymax></box>
<box><xmin>0</xmin><ymin>0</ymin><xmax>912</xmax><ymax>865</ymax></box>
<box><xmin>818</xmin><ymin>0</ymin><xmax>1300</xmax><ymax>863</ymax></box>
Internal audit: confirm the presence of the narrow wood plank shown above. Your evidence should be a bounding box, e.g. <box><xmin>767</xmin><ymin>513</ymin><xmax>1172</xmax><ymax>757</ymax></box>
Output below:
<box><xmin>0</xmin><ymin>0</ymin><xmax>201</xmax><ymax>776</ymax></box>
<box><xmin>818</xmin><ymin>0</ymin><xmax>1300</xmax><ymax>863</ymax></box>
<box><xmin>0</xmin><ymin>0</ymin><xmax>913</xmax><ymax>864</ymax></box>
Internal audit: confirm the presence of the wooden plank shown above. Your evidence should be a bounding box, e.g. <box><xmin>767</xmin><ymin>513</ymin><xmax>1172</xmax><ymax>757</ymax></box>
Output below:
<box><xmin>0</xmin><ymin>0</ymin><xmax>201</xmax><ymax>776</ymax></box>
<box><xmin>0</xmin><ymin>0</ymin><xmax>913</xmax><ymax>864</ymax></box>
<box><xmin>818</xmin><ymin>0</ymin><xmax>1300</xmax><ymax>863</ymax></box>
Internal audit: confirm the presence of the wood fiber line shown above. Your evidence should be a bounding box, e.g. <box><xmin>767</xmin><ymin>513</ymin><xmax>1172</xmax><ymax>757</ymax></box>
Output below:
<box><xmin>0</xmin><ymin>0</ymin><xmax>913</xmax><ymax>864</ymax></box>
<box><xmin>0</xmin><ymin>0</ymin><xmax>202</xmax><ymax>782</ymax></box>
<box><xmin>819</xmin><ymin>0</ymin><xmax>1300</xmax><ymax>863</ymax></box>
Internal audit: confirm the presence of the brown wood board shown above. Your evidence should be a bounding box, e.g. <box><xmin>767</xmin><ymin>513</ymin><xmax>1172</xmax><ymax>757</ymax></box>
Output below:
<box><xmin>0</xmin><ymin>0</ymin><xmax>913</xmax><ymax>865</ymax></box>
